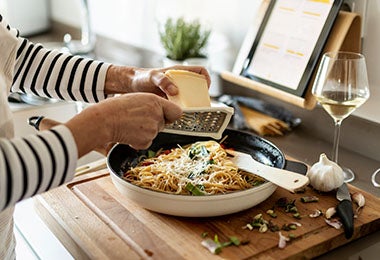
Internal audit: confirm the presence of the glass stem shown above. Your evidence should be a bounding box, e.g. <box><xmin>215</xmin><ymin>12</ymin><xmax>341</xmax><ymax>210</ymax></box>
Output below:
<box><xmin>332</xmin><ymin>120</ymin><xmax>342</xmax><ymax>163</ymax></box>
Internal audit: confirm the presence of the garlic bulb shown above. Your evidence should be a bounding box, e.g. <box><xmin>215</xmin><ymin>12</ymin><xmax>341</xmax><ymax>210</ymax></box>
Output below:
<box><xmin>306</xmin><ymin>153</ymin><xmax>344</xmax><ymax>192</ymax></box>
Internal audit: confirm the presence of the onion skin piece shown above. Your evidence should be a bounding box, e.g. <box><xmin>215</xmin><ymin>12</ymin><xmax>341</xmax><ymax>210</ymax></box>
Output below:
<box><xmin>324</xmin><ymin>218</ymin><xmax>342</xmax><ymax>229</ymax></box>
<box><xmin>278</xmin><ymin>232</ymin><xmax>290</xmax><ymax>249</ymax></box>
<box><xmin>201</xmin><ymin>239</ymin><xmax>221</xmax><ymax>254</ymax></box>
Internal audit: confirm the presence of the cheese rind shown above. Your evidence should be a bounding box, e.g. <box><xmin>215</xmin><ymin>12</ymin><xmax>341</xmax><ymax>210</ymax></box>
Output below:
<box><xmin>165</xmin><ymin>70</ymin><xmax>211</xmax><ymax>108</ymax></box>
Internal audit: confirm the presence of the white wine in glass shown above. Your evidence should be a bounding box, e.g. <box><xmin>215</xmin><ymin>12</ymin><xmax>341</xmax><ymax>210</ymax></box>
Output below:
<box><xmin>312</xmin><ymin>51</ymin><xmax>370</xmax><ymax>182</ymax></box>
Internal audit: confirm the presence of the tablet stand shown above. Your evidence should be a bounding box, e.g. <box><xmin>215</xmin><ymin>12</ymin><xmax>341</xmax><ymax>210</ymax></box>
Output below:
<box><xmin>221</xmin><ymin>10</ymin><xmax>361</xmax><ymax>110</ymax></box>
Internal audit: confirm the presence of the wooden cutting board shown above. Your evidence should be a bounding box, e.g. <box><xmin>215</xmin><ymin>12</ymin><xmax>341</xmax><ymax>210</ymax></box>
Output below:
<box><xmin>35</xmin><ymin>170</ymin><xmax>380</xmax><ymax>260</ymax></box>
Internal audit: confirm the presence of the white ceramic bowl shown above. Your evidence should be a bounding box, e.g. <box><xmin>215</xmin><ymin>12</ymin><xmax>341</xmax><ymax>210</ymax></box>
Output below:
<box><xmin>109</xmin><ymin>170</ymin><xmax>277</xmax><ymax>217</ymax></box>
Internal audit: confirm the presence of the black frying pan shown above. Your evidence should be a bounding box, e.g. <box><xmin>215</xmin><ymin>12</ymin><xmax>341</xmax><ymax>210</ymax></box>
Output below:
<box><xmin>107</xmin><ymin>129</ymin><xmax>307</xmax><ymax>178</ymax></box>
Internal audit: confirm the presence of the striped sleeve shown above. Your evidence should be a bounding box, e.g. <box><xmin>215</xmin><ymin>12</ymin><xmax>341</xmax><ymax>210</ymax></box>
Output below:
<box><xmin>3</xmin><ymin>19</ymin><xmax>110</xmax><ymax>103</ymax></box>
<box><xmin>0</xmin><ymin>125</ymin><xmax>77</xmax><ymax>211</ymax></box>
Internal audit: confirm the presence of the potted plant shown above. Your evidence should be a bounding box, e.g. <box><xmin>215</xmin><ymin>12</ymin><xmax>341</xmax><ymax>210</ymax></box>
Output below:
<box><xmin>159</xmin><ymin>17</ymin><xmax>211</xmax><ymax>66</ymax></box>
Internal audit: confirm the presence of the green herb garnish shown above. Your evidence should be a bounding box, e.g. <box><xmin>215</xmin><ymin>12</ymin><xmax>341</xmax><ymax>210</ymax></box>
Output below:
<box><xmin>185</xmin><ymin>183</ymin><xmax>205</xmax><ymax>196</ymax></box>
<box><xmin>147</xmin><ymin>150</ymin><xmax>156</xmax><ymax>158</ymax></box>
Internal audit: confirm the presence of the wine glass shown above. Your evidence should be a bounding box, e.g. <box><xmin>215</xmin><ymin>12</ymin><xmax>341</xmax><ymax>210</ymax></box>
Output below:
<box><xmin>312</xmin><ymin>51</ymin><xmax>370</xmax><ymax>182</ymax></box>
<box><xmin>372</xmin><ymin>168</ymin><xmax>380</xmax><ymax>188</ymax></box>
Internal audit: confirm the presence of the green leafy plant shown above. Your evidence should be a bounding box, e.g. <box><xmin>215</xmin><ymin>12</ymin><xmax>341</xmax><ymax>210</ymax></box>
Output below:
<box><xmin>159</xmin><ymin>17</ymin><xmax>211</xmax><ymax>61</ymax></box>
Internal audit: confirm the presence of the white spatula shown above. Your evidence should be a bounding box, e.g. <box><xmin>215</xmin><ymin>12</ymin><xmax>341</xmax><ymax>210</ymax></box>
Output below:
<box><xmin>227</xmin><ymin>150</ymin><xmax>309</xmax><ymax>193</ymax></box>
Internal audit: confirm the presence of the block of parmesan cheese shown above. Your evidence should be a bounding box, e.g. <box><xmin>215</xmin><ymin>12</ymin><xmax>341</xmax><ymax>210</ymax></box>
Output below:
<box><xmin>165</xmin><ymin>70</ymin><xmax>211</xmax><ymax>108</ymax></box>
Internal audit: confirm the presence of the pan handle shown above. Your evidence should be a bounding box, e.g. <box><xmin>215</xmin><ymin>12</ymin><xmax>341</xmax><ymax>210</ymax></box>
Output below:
<box><xmin>284</xmin><ymin>160</ymin><xmax>308</xmax><ymax>175</ymax></box>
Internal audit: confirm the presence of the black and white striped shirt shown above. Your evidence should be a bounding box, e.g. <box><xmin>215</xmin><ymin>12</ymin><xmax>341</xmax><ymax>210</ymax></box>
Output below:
<box><xmin>0</xmin><ymin>14</ymin><xmax>110</xmax><ymax>211</ymax></box>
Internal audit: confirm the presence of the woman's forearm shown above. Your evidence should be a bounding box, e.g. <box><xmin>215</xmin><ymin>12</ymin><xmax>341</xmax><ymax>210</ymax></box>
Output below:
<box><xmin>104</xmin><ymin>65</ymin><xmax>136</xmax><ymax>94</ymax></box>
<box><xmin>64</xmin><ymin>104</ymin><xmax>111</xmax><ymax>158</ymax></box>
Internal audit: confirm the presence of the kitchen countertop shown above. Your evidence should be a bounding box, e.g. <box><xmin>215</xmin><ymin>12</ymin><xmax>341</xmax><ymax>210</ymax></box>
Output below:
<box><xmin>27</xmin><ymin>27</ymin><xmax>380</xmax><ymax>259</ymax></box>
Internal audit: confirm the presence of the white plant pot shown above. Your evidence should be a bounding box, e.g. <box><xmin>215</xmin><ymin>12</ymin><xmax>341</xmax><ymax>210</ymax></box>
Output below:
<box><xmin>183</xmin><ymin>57</ymin><xmax>209</xmax><ymax>67</ymax></box>
<box><xmin>162</xmin><ymin>57</ymin><xmax>209</xmax><ymax>68</ymax></box>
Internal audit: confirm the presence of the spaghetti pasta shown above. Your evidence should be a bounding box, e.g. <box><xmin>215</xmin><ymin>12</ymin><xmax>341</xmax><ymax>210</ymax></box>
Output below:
<box><xmin>123</xmin><ymin>140</ymin><xmax>265</xmax><ymax>195</ymax></box>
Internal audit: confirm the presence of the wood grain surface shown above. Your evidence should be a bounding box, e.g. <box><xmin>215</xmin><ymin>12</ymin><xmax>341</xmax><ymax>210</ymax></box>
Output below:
<box><xmin>35</xmin><ymin>169</ymin><xmax>380</xmax><ymax>260</ymax></box>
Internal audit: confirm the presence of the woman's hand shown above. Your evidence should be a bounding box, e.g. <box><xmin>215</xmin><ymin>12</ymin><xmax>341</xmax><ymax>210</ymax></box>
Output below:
<box><xmin>104</xmin><ymin>65</ymin><xmax>211</xmax><ymax>97</ymax></box>
<box><xmin>38</xmin><ymin>117</ymin><xmax>114</xmax><ymax>156</ymax></box>
<box><xmin>64</xmin><ymin>93</ymin><xmax>182</xmax><ymax>157</ymax></box>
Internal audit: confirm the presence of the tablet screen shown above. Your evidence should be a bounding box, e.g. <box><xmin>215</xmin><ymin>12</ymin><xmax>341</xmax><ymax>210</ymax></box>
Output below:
<box><xmin>241</xmin><ymin>0</ymin><xmax>343</xmax><ymax>97</ymax></box>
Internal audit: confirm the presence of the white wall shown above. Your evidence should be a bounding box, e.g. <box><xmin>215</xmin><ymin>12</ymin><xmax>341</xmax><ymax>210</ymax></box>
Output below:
<box><xmin>50</xmin><ymin>0</ymin><xmax>261</xmax><ymax>72</ymax></box>
<box><xmin>355</xmin><ymin>0</ymin><xmax>380</xmax><ymax>123</ymax></box>
<box><xmin>50</xmin><ymin>0</ymin><xmax>380</xmax><ymax>123</ymax></box>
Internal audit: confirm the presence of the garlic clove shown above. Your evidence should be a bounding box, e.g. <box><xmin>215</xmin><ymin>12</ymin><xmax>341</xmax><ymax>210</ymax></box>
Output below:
<box><xmin>306</xmin><ymin>153</ymin><xmax>344</xmax><ymax>192</ymax></box>
<box><xmin>352</xmin><ymin>192</ymin><xmax>365</xmax><ymax>217</ymax></box>
<box><xmin>325</xmin><ymin>207</ymin><xmax>337</xmax><ymax>219</ymax></box>
<box><xmin>352</xmin><ymin>192</ymin><xmax>365</xmax><ymax>208</ymax></box>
